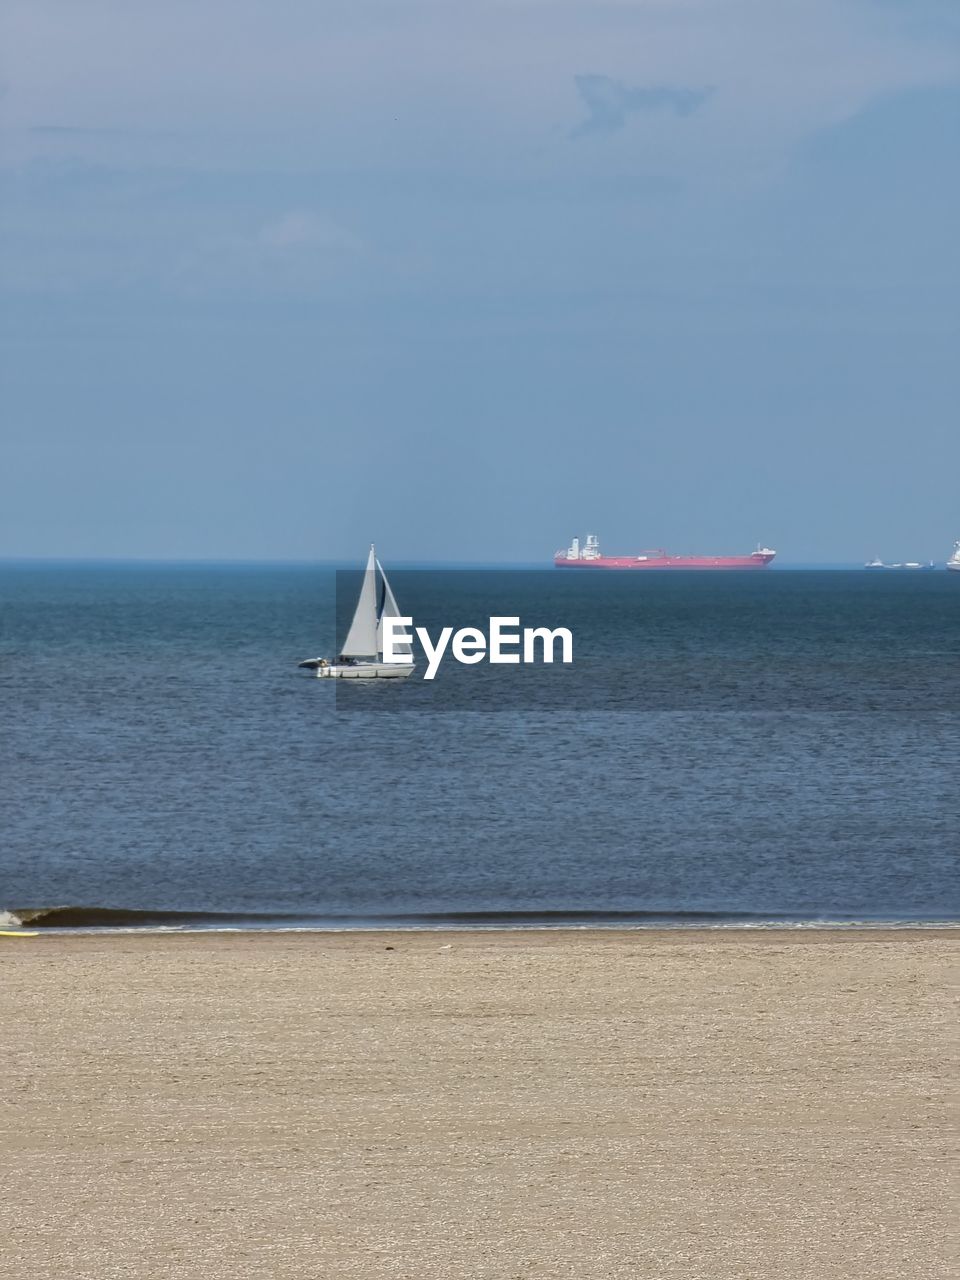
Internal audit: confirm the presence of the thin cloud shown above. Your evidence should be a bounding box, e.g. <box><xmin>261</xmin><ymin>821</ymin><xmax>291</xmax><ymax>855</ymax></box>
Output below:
<box><xmin>257</xmin><ymin>211</ymin><xmax>363</xmax><ymax>254</ymax></box>
<box><xmin>29</xmin><ymin>125</ymin><xmax>177</xmax><ymax>138</ymax></box>
<box><xmin>169</xmin><ymin>210</ymin><xmax>371</xmax><ymax>293</ymax></box>
<box><xmin>574</xmin><ymin>75</ymin><xmax>714</xmax><ymax>135</ymax></box>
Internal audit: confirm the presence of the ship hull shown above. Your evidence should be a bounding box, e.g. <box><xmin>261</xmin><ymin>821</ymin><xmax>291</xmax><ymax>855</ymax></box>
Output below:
<box><xmin>554</xmin><ymin>554</ymin><xmax>775</xmax><ymax>570</ymax></box>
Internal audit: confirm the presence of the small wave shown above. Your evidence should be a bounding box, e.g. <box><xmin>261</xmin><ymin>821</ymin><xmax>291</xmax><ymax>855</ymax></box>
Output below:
<box><xmin>4</xmin><ymin>905</ymin><xmax>957</xmax><ymax>932</ymax></box>
<box><xmin>5</xmin><ymin>906</ymin><xmax>302</xmax><ymax>929</ymax></box>
<box><xmin>4</xmin><ymin>906</ymin><xmax>783</xmax><ymax>930</ymax></box>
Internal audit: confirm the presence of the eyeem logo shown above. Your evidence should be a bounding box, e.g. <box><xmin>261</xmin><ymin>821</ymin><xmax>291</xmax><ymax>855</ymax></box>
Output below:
<box><xmin>383</xmin><ymin>616</ymin><xmax>573</xmax><ymax>680</ymax></box>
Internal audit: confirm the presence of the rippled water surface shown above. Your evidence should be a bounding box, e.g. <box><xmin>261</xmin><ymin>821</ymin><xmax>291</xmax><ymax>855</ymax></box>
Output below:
<box><xmin>2</xmin><ymin>564</ymin><xmax>958</xmax><ymax>926</ymax></box>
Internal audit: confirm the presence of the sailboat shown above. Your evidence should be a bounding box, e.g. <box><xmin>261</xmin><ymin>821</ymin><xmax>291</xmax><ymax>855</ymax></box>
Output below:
<box><xmin>948</xmin><ymin>541</ymin><xmax>960</xmax><ymax>572</ymax></box>
<box><xmin>298</xmin><ymin>545</ymin><xmax>415</xmax><ymax>678</ymax></box>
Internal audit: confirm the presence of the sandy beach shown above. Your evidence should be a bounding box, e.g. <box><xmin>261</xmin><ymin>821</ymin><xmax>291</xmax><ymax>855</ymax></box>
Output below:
<box><xmin>1</xmin><ymin>929</ymin><xmax>955</xmax><ymax>1278</ymax></box>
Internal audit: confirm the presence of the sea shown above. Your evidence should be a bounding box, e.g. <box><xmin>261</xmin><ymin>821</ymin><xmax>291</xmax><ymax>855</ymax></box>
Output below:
<box><xmin>2</xmin><ymin>562</ymin><xmax>958</xmax><ymax>931</ymax></box>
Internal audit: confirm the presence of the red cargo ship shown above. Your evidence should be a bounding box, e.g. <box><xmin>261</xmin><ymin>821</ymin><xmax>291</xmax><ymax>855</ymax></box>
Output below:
<box><xmin>555</xmin><ymin>534</ymin><xmax>776</xmax><ymax>569</ymax></box>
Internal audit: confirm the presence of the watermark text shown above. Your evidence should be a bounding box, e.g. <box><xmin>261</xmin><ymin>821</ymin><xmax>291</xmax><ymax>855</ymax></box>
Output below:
<box><xmin>383</xmin><ymin>616</ymin><xmax>573</xmax><ymax>680</ymax></box>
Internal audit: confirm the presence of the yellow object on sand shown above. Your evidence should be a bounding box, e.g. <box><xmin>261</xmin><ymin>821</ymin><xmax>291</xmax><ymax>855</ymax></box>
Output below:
<box><xmin>0</xmin><ymin>930</ymin><xmax>39</xmax><ymax>937</ymax></box>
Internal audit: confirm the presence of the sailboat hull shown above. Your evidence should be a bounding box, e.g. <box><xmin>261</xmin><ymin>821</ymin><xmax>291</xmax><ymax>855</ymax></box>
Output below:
<box><xmin>307</xmin><ymin>661</ymin><xmax>415</xmax><ymax>679</ymax></box>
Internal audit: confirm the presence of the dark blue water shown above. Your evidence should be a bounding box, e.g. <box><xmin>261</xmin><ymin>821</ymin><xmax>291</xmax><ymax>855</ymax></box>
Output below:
<box><xmin>2</xmin><ymin>564</ymin><xmax>958</xmax><ymax>927</ymax></box>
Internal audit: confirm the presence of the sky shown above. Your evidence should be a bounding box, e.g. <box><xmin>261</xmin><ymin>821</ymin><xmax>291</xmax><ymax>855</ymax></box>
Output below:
<box><xmin>1</xmin><ymin>0</ymin><xmax>958</xmax><ymax>562</ymax></box>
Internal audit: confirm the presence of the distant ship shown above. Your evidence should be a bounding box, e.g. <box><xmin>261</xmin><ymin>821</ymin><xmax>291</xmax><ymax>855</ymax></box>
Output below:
<box><xmin>948</xmin><ymin>541</ymin><xmax>960</xmax><ymax>572</ymax></box>
<box><xmin>555</xmin><ymin>534</ymin><xmax>776</xmax><ymax>570</ymax></box>
<box><xmin>864</xmin><ymin>557</ymin><xmax>935</xmax><ymax>570</ymax></box>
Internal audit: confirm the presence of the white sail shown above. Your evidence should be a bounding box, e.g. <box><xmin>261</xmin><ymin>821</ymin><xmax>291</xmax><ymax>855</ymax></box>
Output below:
<box><xmin>376</xmin><ymin>559</ymin><xmax>412</xmax><ymax>656</ymax></box>
<box><xmin>949</xmin><ymin>541</ymin><xmax>960</xmax><ymax>568</ymax></box>
<box><xmin>340</xmin><ymin>544</ymin><xmax>379</xmax><ymax>656</ymax></box>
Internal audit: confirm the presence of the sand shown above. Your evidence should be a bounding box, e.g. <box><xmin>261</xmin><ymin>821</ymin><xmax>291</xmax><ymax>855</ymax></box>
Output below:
<box><xmin>0</xmin><ymin>929</ymin><xmax>955</xmax><ymax>1279</ymax></box>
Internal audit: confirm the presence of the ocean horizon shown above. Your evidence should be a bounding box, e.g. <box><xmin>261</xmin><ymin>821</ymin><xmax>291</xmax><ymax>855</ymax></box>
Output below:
<box><xmin>0</xmin><ymin>556</ymin><xmax>944</xmax><ymax>569</ymax></box>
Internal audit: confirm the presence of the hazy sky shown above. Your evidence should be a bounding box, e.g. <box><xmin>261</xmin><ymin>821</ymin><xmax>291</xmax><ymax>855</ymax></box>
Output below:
<box><xmin>2</xmin><ymin>0</ymin><xmax>958</xmax><ymax>561</ymax></box>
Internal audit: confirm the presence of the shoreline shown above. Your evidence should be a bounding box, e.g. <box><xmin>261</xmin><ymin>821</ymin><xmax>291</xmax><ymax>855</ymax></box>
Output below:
<box><xmin>5</xmin><ymin>904</ymin><xmax>960</xmax><ymax>935</ymax></box>
<box><xmin>4</xmin><ymin>922</ymin><xmax>959</xmax><ymax>942</ymax></box>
